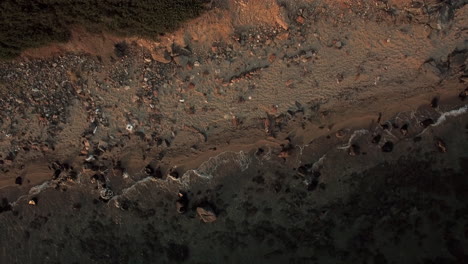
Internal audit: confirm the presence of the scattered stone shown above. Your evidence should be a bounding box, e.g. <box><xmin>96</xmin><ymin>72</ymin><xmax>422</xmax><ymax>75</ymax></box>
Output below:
<box><xmin>196</xmin><ymin>205</ymin><xmax>217</xmax><ymax>223</ymax></box>
<box><xmin>435</xmin><ymin>138</ymin><xmax>447</xmax><ymax>153</ymax></box>
<box><xmin>296</xmin><ymin>16</ymin><xmax>305</xmax><ymax>24</ymax></box>
<box><xmin>382</xmin><ymin>141</ymin><xmax>394</xmax><ymax>152</ymax></box>
<box><xmin>335</xmin><ymin>41</ymin><xmax>343</xmax><ymax>49</ymax></box>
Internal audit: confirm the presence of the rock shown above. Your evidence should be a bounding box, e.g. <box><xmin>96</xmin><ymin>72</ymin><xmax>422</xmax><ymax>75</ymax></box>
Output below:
<box><xmin>335</xmin><ymin>41</ymin><xmax>343</xmax><ymax>49</ymax></box>
<box><xmin>0</xmin><ymin>198</ymin><xmax>12</xmax><ymax>213</ymax></box>
<box><xmin>420</xmin><ymin>119</ymin><xmax>435</xmax><ymax>128</ymax></box>
<box><xmin>15</xmin><ymin>176</ymin><xmax>23</xmax><ymax>185</ymax></box>
<box><xmin>335</xmin><ymin>130</ymin><xmax>346</xmax><ymax>138</ymax></box>
<box><xmin>459</xmin><ymin>88</ymin><xmax>467</xmax><ymax>101</ymax></box>
<box><xmin>151</xmin><ymin>49</ymin><xmax>172</xmax><ymax>64</ymax></box>
<box><xmin>382</xmin><ymin>141</ymin><xmax>394</xmax><ymax>152</ymax></box>
<box><xmin>100</xmin><ymin>188</ymin><xmax>114</xmax><ymax>201</ymax></box>
<box><xmin>196</xmin><ymin>205</ymin><xmax>217</xmax><ymax>223</ymax></box>
<box><xmin>430</xmin><ymin>97</ymin><xmax>439</xmax><ymax>108</ymax></box>
<box><xmin>372</xmin><ymin>134</ymin><xmax>381</xmax><ymax>144</ymax></box>
<box><xmin>176</xmin><ymin>192</ymin><xmax>188</xmax><ymax>214</ymax></box>
<box><xmin>296</xmin><ymin>16</ymin><xmax>305</xmax><ymax>24</ymax></box>
<box><xmin>400</xmin><ymin>124</ymin><xmax>409</xmax><ymax>136</ymax></box>
<box><xmin>28</xmin><ymin>197</ymin><xmax>38</xmax><ymax>206</ymax></box>
<box><xmin>348</xmin><ymin>144</ymin><xmax>360</xmax><ymax>156</ymax></box>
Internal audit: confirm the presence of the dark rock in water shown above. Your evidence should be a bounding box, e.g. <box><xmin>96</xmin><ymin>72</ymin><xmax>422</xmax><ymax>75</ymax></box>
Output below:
<box><xmin>144</xmin><ymin>165</ymin><xmax>155</xmax><ymax>176</ymax></box>
<box><xmin>372</xmin><ymin>135</ymin><xmax>381</xmax><ymax>144</ymax></box>
<box><xmin>297</xmin><ymin>163</ymin><xmax>312</xmax><ymax>176</ymax></box>
<box><xmin>15</xmin><ymin>176</ymin><xmax>23</xmax><ymax>185</ymax></box>
<box><xmin>196</xmin><ymin>204</ymin><xmax>217</xmax><ymax>223</ymax></box>
<box><xmin>0</xmin><ymin>198</ymin><xmax>12</xmax><ymax>213</ymax></box>
<box><xmin>307</xmin><ymin>178</ymin><xmax>319</xmax><ymax>191</ymax></box>
<box><xmin>413</xmin><ymin>136</ymin><xmax>422</xmax><ymax>142</ymax></box>
<box><xmin>400</xmin><ymin>124</ymin><xmax>409</xmax><ymax>136</ymax></box>
<box><xmin>176</xmin><ymin>192</ymin><xmax>188</xmax><ymax>214</ymax></box>
<box><xmin>420</xmin><ymin>119</ymin><xmax>435</xmax><ymax>128</ymax></box>
<box><xmin>169</xmin><ymin>169</ymin><xmax>180</xmax><ymax>179</ymax></box>
<box><xmin>459</xmin><ymin>89</ymin><xmax>467</xmax><ymax>101</ymax></box>
<box><xmin>382</xmin><ymin>141</ymin><xmax>394</xmax><ymax>152</ymax></box>
<box><xmin>380</xmin><ymin>123</ymin><xmax>389</xmax><ymax>130</ymax></box>
<box><xmin>430</xmin><ymin>97</ymin><xmax>439</xmax><ymax>108</ymax></box>
<box><xmin>348</xmin><ymin>144</ymin><xmax>360</xmax><ymax>156</ymax></box>
<box><xmin>99</xmin><ymin>188</ymin><xmax>114</xmax><ymax>201</ymax></box>
<box><xmin>435</xmin><ymin>138</ymin><xmax>447</xmax><ymax>153</ymax></box>
<box><xmin>90</xmin><ymin>174</ymin><xmax>106</xmax><ymax>185</ymax></box>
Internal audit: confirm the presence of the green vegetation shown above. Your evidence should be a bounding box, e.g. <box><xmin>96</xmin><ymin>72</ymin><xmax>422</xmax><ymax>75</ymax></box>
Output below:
<box><xmin>0</xmin><ymin>0</ymin><xmax>206</xmax><ymax>59</ymax></box>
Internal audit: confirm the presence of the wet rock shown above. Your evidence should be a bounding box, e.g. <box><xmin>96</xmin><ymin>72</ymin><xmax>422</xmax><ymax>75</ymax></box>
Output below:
<box><xmin>348</xmin><ymin>144</ymin><xmax>360</xmax><ymax>156</ymax></box>
<box><xmin>28</xmin><ymin>197</ymin><xmax>38</xmax><ymax>206</ymax></box>
<box><xmin>382</xmin><ymin>141</ymin><xmax>394</xmax><ymax>153</ymax></box>
<box><xmin>430</xmin><ymin>97</ymin><xmax>439</xmax><ymax>108</ymax></box>
<box><xmin>459</xmin><ymin>88</ymin><xmax>467</xmax><ymax>101</ymax></box>
<box><xmin>420</xmin><ymin>119</ymin><xmax>435</xmax><ymax>128</ymax></box>
<box><xmin>15</xmin><ymin>176</ymin><xmax>23</xmax><ymax>185</ymax></box>
<box><xmin>307</xmin><ymin>178</ymin><xmax>319</xmax><ymax>191</ymax></box>
<box><xmin>90</xmin><ymin>174</ymin><xmax>106</xmax><ymax>185</ymax></box>
<box><xmin>380</xmin><ymin>123</ymin><xmax>390</xmax><ymax>130</ymax></box>
<box><xmin>335</xmin><ymin>130</ymin><xmax>346</xmax><ymax>138</ymax></box>
<box><xmin>176</xmin><ymin>192</ymin><xmax>188</xmax><ymax>214</ymax></box>
<box><xmin>168</xmin><ymin>168</ymin><xmax>179</xmax><ymax>179</ymax></box>
<box><xmin>144</xmin><ymin>164</ymin><xmax>155</xmax><ymax>176</ymax></box>
<box><xmin>372</xmin><ymin>134</ymin><xmax>382</xmax><ymax>144</ymax></box>
<box><xmin>435</xmin><ymin>138</ymin><xmax>447</xmax><ymax>153</ymax></box>
<box><xmin>99</xmin><ymin>188</ymin><xmax>114</xmax><ymax>201</ymax></box>
<box><xmin>0</xmin><ymin>198</ymin><xmax>12</xmax><ymax>213</ymax></box>
<box><xmin>196</xmin><ymin>205</ymin><xmax>217</xmax><ymax>223</ymax></box>
<box><xmin>400</xmin><ymin>124</ymin><xmax>409</xmax><ymax>136</ymax></box>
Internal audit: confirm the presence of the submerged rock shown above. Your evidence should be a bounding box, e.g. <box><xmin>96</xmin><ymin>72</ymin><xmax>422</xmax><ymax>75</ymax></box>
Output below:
<box><xmin>196</xmin><ymin>205</ymin><xmax>217</xmax><ymax>223</ymax></box>
<box><xmin>382</xmin><ymin>141</ymin><xmax>394</xmax><ymax>153</ymax></box>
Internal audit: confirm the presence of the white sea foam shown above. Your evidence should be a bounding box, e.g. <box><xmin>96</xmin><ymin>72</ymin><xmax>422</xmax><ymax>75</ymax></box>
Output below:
<box><xmin>337</xmin><ymin>129</ymin><xmax>369</xmax><ymax>150</ymax></box>
<box><xmin>418</xmin><ymin>104</ymin><xmax>468</xmax><ymax>136</ymax></box>
<box><xmin>180</xmin><ymin>151</ymin><xmax>252</xmax><ymax>186</ymax></box>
